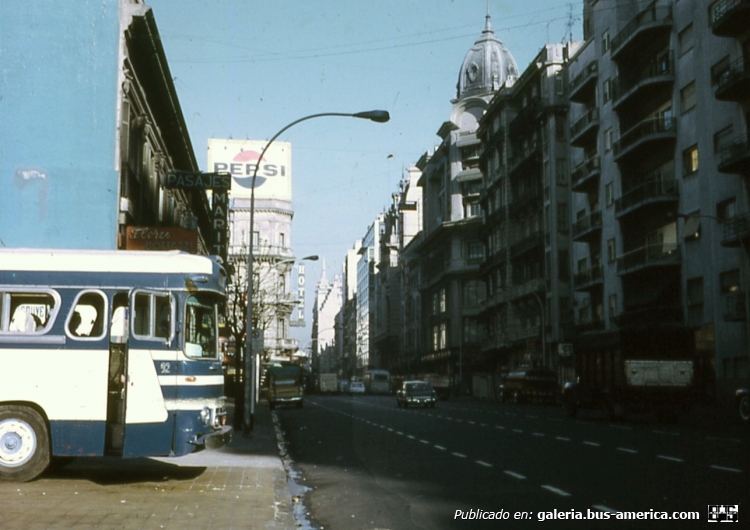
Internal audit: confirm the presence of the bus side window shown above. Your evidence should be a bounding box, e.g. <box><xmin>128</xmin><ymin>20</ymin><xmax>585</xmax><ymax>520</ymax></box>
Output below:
<box><xmin>69</xmin><ymin>291</ymin><xmax>107</xmax><ymax>339</ymax></box>
<box><xmin>6</xmin><ymin>291</ymin><xmax>57</xmax><ymax>333</ymax></box>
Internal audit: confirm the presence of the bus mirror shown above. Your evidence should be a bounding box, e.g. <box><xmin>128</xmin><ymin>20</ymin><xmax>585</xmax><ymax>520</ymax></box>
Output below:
<box><xmin>110</xmin><ymin>306</ymin><xmax>129</xmax><ymax>344</ymax></box>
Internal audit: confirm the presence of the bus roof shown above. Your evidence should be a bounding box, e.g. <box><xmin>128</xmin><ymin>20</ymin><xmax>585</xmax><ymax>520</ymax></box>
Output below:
<box><xmin>0</xmin><ymin>248</ymin><xmax>220</xmax><ymax>275</ymax></box>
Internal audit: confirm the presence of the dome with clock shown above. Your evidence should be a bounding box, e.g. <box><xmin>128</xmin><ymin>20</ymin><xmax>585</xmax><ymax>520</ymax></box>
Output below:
<box><xmin>456</xmin><ymin>14</ymin><xmax>519</xmax><ymax>101</ymax></box>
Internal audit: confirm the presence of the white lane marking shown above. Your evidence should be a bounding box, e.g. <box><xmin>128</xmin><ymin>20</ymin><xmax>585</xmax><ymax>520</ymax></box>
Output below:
<box><xmin>592</xmin><ymin>505</ymin><xmax>620</xmax><ymax>514</ymax></box>
<box><xmin>555</xmin><ymin>436</ymin><xmax>571</xmax><ymax>442</ymax></box>
<box><xmin>407</xmin><ymin>435</ymin><xmax>416</xmax><ymax>440</ymax></box>
<box><xmin>395</xmin><ymin>431</ymin><xmax>404</xmax><ymax>435</ymax></box>
<box><xmin>652</xmin><ymin>429</ymin><xmax>680</xmax><ymax>436</ymax></box>
<box><xmin>657</xmin><ymin>455</ymin><xmax>684</xmax><ymax>463</ymax></box>
<box><xmin>583</xmin><ymin>441</ymin><xmax>600</xmax><ymax>447</ymax></box>
<box><xmin>706</xmin><ymin>436</ymin><xmax>742</xmax><ymax>443</ymax></box>
<box><xmin>504</xmin><ymin>470</ymin><xmax>526</xmax><ymax>480</ymax></box>
<box><xmin>495</xmin><ymin>425</ymin><xmax>505</xmax><ymax>430</ymax></box>
<box><xmin>434</xmin><ymin>445</ymin><xmax>447</xmax><ymax>451</ymax></box>
<box><xmin>476</xmin><ymin>460</ymin><xmax>493</xmax><ymax>468</ymax></box>
<box><xmin>467</xmin><ymin>421</ymin><xmax>476</xmax><ymax>425</ymax></box>
<box><xmin>710</xmin><ymin>465</ymin><xmax>742</xmax><ymax>473</ymax></box>
<box><xmin>532</xmin><ymin>432</ymin><xmax>545</xmax><ymax>437</ymax></box>
<box><xmin>542</xmin><ymin>485</ymin><xmax>571</xmax><ymax>497</ymax></box>
<box><xmin>512</xmin><ymin>429</ymin><xmax>524</xmax><ymax>433</ymax></box>
<box><xmin>452</xmin><ymin>452</ymin><xmax>467</xmax><ymax>458</ymax></box>
<box><xmin>419</xmin><ymin>439</ymin><xmax>430</xmax><ymax>444</ymax></box>
<box><xmin>617</xmin><ymin>447</ymin><xmax>638</xmax><ymax>454</ymax></box>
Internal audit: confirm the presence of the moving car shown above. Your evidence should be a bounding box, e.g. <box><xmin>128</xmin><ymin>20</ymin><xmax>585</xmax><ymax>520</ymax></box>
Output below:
<box><xmin>396</xmin><ymin>380</ymin><xmax>437</xmax><ymax>408</ymax></box>
<box><xmin>736</xmin><ymin>387</ymin><xmax>750</xmax><ymax>423</ymax></box>
<box><xmin>349</xmin><ymin>381</ymin><xmax>365</xmax><ymax>395</ymax></box>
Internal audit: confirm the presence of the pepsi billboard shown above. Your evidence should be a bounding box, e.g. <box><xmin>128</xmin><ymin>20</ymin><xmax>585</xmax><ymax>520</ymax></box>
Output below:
<box><xmin>207</xmin><ymin>139</ymin><xmax>292</xmax><ymax>201</ymax></box>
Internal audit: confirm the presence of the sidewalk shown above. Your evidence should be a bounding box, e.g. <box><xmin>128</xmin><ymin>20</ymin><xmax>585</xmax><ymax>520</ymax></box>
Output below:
<box><xmin>1</xmin><ymin>399</ymin><xmax>297</xmax><ymax>530</ymax></box>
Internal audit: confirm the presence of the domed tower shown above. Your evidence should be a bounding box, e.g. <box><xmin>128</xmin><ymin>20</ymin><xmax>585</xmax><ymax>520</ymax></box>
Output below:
<box><xmin>450</xmin><ymin>14</ymin><xmax>519</xmax><ymax>131</ymax></box>
<box><xmin>455</xmin><ymin>14</ymin><xmax>519</xmax><ymax>102</ymax></box>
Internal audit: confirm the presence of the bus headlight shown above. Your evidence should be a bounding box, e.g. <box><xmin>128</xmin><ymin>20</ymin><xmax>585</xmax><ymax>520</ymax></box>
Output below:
<box><xmin>200</xmin><ymin>407</ymin><xmax>211</xmax><ymax>426</ymax></box>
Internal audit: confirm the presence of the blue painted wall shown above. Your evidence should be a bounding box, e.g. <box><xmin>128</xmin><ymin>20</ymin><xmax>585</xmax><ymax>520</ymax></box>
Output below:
<box><xmin>0</xmin><ymin>1</ymin><xmax>121</xmax><ymax>249</ymax></box>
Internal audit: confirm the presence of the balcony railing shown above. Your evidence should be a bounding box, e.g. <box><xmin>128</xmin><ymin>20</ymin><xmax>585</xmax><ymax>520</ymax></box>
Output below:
<box><xmin>613</xmin><ymin>116</ymin><xmax>676</xmax><ymax>160</ymax></box>
<box><xmin>722</xmin><ymin>213</ymin><xmax>750</xmax><ymax>247</ymax></box>
<box><xmin>615</xmin><ymin>178</ymin><xmax>679</xmax><ymax>218</ymax></box>
<box><xmin>718</xmin><ymin>133</ymin><xmax>750</xmax><ymax>174</ymax></box>
<box><xmin>569</xmin><ymin>60</ymin><xmax>598</xmax><ymax>103</ymax></box>
<box><xmin>572</xmin><ymin>210</ymin><xmax>603</xmax><ymax>241</ymax></box>
<box><xmin>715</xmin><ymin>56</ymin><xmax>750</xmax><ymax>102</ymax></box>
<box><xmin>617</xmin><ymin>243</ymin><xmax>681</xmax><ymax>275</ymax></box>
<box><xmin>571</xmin><ymin>155</ymin><xmax>601</xmax><ymax>193</ymax></box>
<box><xmin>710</xmin><ymin>0</ymin><xmax>750</xmax><ymax>37</ymax></box>
<box><xmin>573</xmin><ymin>265</ymin><xmax>604</xmax><ymax>291</ymax></box>
<box><xmin>570</xmin><ymin>107</ymin><xmax>599</xmax><ymax>147</ymax></box>
<box><xmin>724</xmin><ymin>291</ymin><xmax>747</xmax><ymax>322</ymax></box>
<box><xmin>612</xmin><ymin>53</ymin><xmax>674</xmax><ymax>109</ymax></box>
<box><xmin>611</xmin><ymin>4</ymin><xmax>672</xmax><ymax>58</ymax></box>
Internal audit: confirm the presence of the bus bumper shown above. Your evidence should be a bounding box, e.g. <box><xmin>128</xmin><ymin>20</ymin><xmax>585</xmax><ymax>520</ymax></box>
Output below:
<box><xmin>196</xmin><ymin>425</ymin><xmax>233</xmax><ymax>450</ymax></box>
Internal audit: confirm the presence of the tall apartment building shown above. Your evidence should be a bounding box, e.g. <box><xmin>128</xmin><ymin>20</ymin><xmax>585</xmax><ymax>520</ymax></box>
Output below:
<box><xmin>410</xmin><ymin>16</ymin><xmax>519</xmax><ymax>391</ymax></box>
<box><xmin>567</xmin><ymin>0</ymin><xmax>750</xmax><ymax>401</ymax></box>
<box><xmin>312</xmin><ymin>263</ymin><xmax>343</xmax><ymax>374</ymax></box>
<box><xmin>478</xmin><ymin>43</ymin><xmax>580</xmax><ymax>379</ymax></box>
<box><xmin>355</xmin><ymin>216</ymin><xmax>383</xmax><ymax>373</ymax></box>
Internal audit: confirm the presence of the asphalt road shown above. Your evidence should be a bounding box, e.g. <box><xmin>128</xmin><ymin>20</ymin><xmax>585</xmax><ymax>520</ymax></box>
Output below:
<box><xmin>274</xmin><ymin>395</ymin><xmax>749</xmax><ymax>530</ymax></box>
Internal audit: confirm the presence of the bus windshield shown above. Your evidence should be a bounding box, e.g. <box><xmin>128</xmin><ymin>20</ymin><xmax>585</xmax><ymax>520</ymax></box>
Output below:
<box><xmin>185</xmin><ymin>294</ymin><xmax>218</xmax><ymax>359</ymax></box>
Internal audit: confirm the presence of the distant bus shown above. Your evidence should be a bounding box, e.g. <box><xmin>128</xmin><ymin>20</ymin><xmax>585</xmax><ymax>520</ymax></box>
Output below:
<box><xmin>363</xmin><ymin>369</ymin><xmax>391</xmax><ymax>394</ymax></box>
<box><xmin>0</xmin><ymin>249</ymin><xmax>231</xmax><ymax>482</ymax></box>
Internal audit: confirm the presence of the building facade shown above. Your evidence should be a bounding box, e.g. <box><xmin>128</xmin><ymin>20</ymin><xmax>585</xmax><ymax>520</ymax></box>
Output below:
<box><xmin>1</xmin><ymin>1</ymin><xmax>216</xmax><ymax>254</ymax></box>
<box><xmin>566</xmin><ymin>0</ymin><xmax>750</xmax><ymax>401</ymax></box>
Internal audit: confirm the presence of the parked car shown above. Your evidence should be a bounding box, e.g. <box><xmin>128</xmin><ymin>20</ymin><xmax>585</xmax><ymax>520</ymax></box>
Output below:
<box><xmin>500</xmin><ymin>368</ymin><xmax>559</xmax><ymax>405</ymax></box>
<box><xmin>396</xmin><ymin>380</ymin><xmax>437</xmax><ymax>408</ymax></box>
<box><xmin>736</xmin><ymin>387</ymin><xmax>750</xmax><ymax>422</ymax></box>
<box><xmin>349</xmin><ymin>381</ymin><xmax>365</xmax><ymax>395</ymax></box>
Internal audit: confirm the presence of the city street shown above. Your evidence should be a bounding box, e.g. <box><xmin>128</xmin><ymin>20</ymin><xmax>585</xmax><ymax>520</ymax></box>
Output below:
<box><xmin>276</xmin><ymin>395</ymin><xmax>749</xmax><ymax>529</ymax></box>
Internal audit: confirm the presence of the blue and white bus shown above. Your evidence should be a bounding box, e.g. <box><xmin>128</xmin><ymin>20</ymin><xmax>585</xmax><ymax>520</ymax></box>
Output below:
<box><xmin>363</xmin><ymin>369</ymin><xmax>391</xmax><ymax>394</ymax></box>
<box><xmin>0</xmin><ymin>249</ymin><xmax>231</xmax><ymax>482</ymax></box>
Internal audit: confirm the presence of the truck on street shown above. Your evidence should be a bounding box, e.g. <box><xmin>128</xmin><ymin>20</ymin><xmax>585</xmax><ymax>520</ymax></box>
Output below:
<box><xmin>318</xmin><ymin>373</ymin><xmax>338</xmax><ymax>394</ymax></box>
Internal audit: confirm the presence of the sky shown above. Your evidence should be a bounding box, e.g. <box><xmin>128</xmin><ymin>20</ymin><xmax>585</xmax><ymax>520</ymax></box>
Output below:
<box><xmin>146</xmin><ymin>0</ymin><xmax>583</xmax><ymax>342</ymax></box>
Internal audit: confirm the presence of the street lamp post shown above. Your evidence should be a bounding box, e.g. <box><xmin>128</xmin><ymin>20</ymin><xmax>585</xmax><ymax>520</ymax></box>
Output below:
<box><xmin>242</xmin><ymin>110</ymin><xmax>389</xmax><ymax>433</ymax></box>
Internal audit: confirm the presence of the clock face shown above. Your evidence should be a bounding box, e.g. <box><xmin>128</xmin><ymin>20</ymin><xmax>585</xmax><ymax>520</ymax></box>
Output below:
<box><xmin>467</xmin><ymin>62</ymin><xmax>479</xmax><ymax>82</ymax></box>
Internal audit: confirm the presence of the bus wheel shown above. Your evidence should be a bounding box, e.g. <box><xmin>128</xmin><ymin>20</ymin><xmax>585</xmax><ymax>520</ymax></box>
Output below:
<box><xmin>0</xmin><ymin>405</ymin><xmax>50</xmax><ymax>483</ymax></box>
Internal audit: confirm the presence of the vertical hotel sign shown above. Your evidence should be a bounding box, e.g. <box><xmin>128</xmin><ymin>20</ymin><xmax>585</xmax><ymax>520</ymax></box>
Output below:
<box><xmin>206</xmin><ymin>139</ymin><xmax>292</xmax><ymax>201</ymax></box>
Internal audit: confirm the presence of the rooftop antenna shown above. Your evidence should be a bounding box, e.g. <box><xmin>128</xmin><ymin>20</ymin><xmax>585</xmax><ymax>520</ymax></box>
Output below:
<box><xmin>563</xmin><ymin>3</ymin><xmax>576</xmax><ymax>43</ymax></box>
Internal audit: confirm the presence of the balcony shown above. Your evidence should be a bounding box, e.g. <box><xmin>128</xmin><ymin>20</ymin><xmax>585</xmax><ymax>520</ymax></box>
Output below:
<box><xmin>510</xmin><ymin>232</ymin><xmax>544</xmax><ymax>258</ymax></box>
<box><xmin>573</xmin><ymin>265</ymin><xmax>604</xmax><ymax>292</ymax></box>
<box><xmin>509</xmin><ymin>187</ymin><xmax>542</xmax><ymax>217</ymax></box>
<box><xmin>718</xmin><ymin>134</ymin><xmax>750</xmax><ymax>175</ymax></box>
<box><xmin>571</xmin><ymin>155</ymin><xmax>601</xmax><ymax>193</ymax></box>
<box><xmin>572</xmin><ymin>210</ymin><xmax>603</xmax><ymax>242</ymax></box>
<box><xmin>613</xmin><ymin>116</ymin><xmax>677</xmax><ymax>162</ymax></box>
<box><xmin>615</xmin><ymin>178</ymin><xmax>679</xmax><ymax>219</ymax></box>
<box><xmin>612</xmin><ymin>53</ymin><xmax>675</xmax><ymax>111</ymax></box>
<box><xmin>509</xmin><ymin>140</ymin><xmax>543</xmax><ymax>176</ymax></box>
<box><xmin>611</xmin><ymin>5</ymin><xmax>672</xmax><ymax>60</ymax></box>
<box><xmin>721</xmin><ymin>213</ymin><xmax>750</xmax><ymax>247</ymax></box>
<box><xmin>569</xmin><ymin>61</ymin><xmax>598</xmax><ymax>104</ymax></box>
<box><xmin>617</xmin><ymin>243</ymin><xmax>681</xmax><ymax>276</ymax></box>
<box><xmin>715</xmin><ymin>56</ymin><xmax>750</xmax><ymax>102</ymax></box>
<box><xmin>724</xmin><ymin>291</ymin><xmax>747</xmax><ymax>322</ymax></box>
<box><xmin>509</xmin><ymin>97</ymin><xmax>542</xmax><ymax>134</ymax></box>
<box><xmin>574</xmin><ymin>317</ymin><xmax>606</xmax><ymax>334</ymax></box>
<box><xmin>570</xmin><ymin>107</ymin><xmax>599</xmax><ymax>148</ymax></box>
<box><xmin>710</xmin><ymin>0</ymin><xmax>750</xmax><ymax>38</ymax></box>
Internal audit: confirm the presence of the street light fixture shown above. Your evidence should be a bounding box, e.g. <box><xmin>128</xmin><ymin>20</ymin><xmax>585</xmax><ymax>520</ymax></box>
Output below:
<box><xmin>242</xmin><ymin>110</ymin><xmax>389</xmax><ymax>433</ymax></box>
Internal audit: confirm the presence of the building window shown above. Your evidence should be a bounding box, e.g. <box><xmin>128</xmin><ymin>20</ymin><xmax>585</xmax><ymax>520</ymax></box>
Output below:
<box><xmin>603</xmin><ymin>78</ymin><xmax>611</xmax><ymax>103</ymax></box>
<box><xmin>279</xmin><ymin>232</ymin><xmax>285</xmax><ymax>249</ymax></box>
<box><xmin>252</xmin><ymin>231</ymin><xmax>259</xmax><ymax>246</ymax></box>
<box><xmin>678</xmin><ymin>23</ymin><xmax>694</xmax><ymax>56</ymax></box>
<box><xmin>687</xmin><ymin>276</ymin><xmax>704</xmax><ymax>328</ymax></box>
<box><xmin>604</xmin><ymin>128</ymin><xmax>613</xmax><ymax>152</ymax></box>
<box><xmin>466</xmin><ymin>240</ymin><xmax>484</xmax><ymax>263</ymax></box>
<box><xmin>682</xmin><ymin>211</ymin><xmax>702</xmax><ymax>242</ymax></box>
<box><xmin>680</xmin><ymin>82</ymin><xmax>697</xmax><ymax>114</ymax></box>
<box><xmin>439</xmin><ymin>287</ymin><xmax>446</xmax><ymax>313</ymax></box>
<box><xmin>608</xmin><ymin>293</ymin><xmax>617</xmax><ymax>319</ymax></box>
<box><xmin>602</xmin><ymin>29</ymin><xmax>610</xmax><ymax>53</ymax></box>
<box><xmin>607</xmin><ymin>238</ymin><xmax>616</xmax><ymax>263</ymax></box>
<box><xmin>682</xmin><ymin>145</ymin><xmax>699</xmax><ymax>175</ymax></box>
<box><xmin>720</xmin><ymin>269</ymin><xmax>741</xmax><ymax>294</ymax></box>
<box><xmin>605</xmin><ymin>182</ymin><xmax>614</xmax><ymax>207</ymax></box>
<box><xmin>714</xmin><ymin>125</ymin><xmax>734</xmax><ymax>155</ymax></box>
